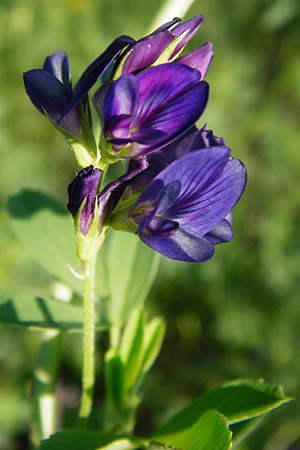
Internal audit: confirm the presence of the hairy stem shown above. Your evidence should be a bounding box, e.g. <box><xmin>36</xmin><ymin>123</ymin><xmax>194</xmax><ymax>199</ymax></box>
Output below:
<box><xmin>79</xmin><ymin>256</ymin><xmax>97</xmax><ymax>423</ymax></box>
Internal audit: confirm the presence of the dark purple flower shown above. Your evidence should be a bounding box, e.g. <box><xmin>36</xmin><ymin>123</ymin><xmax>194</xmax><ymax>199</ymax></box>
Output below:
<box><xmin>128</xmin><ymin>126</ymin><xmax>225</xmax><ymax>191</ymax></box>
<box><xmin>94</xmin><ymin>63</ymin><xmax>209</xmax><ymax>158</ymax></box>
<box><xmin>129</xmin><ymin>147</ymin><xmax>247</xmax><ymax>262</ymax></box>
<box><xmin>118</xmin><ymin>15</ymin><xmax>213</xmax><ymax>79</ymax></box>
<box><xmin>23</xmin><ymin>36</ymin><xmax>135</xmax><ymax>137</ymax></box>
<box><xmin>67</xmin><ymin>166</ymin><xmax>102</xmax><ymax>234</ymax></box>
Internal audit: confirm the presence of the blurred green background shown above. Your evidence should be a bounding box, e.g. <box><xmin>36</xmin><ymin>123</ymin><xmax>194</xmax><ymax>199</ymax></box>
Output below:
<box><xmin>1</xmin><ymin>0</ymin><xmax>300</xmax><ymax>448</ymax></box>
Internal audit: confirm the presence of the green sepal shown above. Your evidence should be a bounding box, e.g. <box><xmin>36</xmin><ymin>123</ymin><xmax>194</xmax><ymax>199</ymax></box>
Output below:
<box><xmin>71</xmin><ymin>100</ymin><xmax>99</xmax><ymax>167</ymax></box>
<box><xmin>46</xmin><ymin>102</ymin><xmax>99</xmax><ymax>168</ymax></box>
<box><xmin>98</xmin><ymin>133</ymin><xmax>138</xmax><ymax>165</ymax></box>
<box><xmin>70</xmin><ymin>142</ymin><xmax>98</xmax><ymax>168</ymax></box>
<box><xmin>152</xmin><ymin>29</ymin><xmax>191</xmax><ymax>67</ymax></box>
<box><xmin>97</xmin><ymin>134</ymin><xmax>120</xmax><ymax>165</ymax></box>
<box><xmin>109</xmin><ymin>194</ymin><xmax>140</xmax><ymax>234</ymax></box>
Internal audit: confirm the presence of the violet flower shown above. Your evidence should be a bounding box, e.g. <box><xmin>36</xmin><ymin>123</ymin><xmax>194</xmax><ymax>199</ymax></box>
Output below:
<box><xmin>129</xmin><ymin>147</ymin><xmax>246</xmax><ymax>262</ymax></box>
<box><xmin>94</xmin><ymin>63</ymin><xmax>209</xmax><ymax>158</ymax></box>
<box><xmin>67</xmin><ymin>166</ymin><xmax>102</xmax><ymax>234</ymax></box>
<box><xmin>118</xmin><ymin>15</ymin><xmax>213</xmax><ymax>80</ymax></box>
<box><xmin>128</xmin><ymin>126</ymin><xmax>225</xmax><ymax>192</ymax></box>
<box><xmin>23</xmin><ymin>36</ymin><xmax>134</xmax><ymax>138</ymax></box>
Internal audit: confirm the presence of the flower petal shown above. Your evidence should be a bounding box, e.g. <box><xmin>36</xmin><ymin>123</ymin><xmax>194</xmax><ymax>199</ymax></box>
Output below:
<box><xmin>98</xmin><ymin>63</ymin><xmax>205</xmax><ymax>155</ymax></box>
<box><xmin>133</xmin><ymin>179</ymin><xmax>181</xmax><ymax>233</ymax></box>
<box><xmin>70</xmin><ymin>35</ymin><xmax>135</xmax><ymax>110</ymax></box>
<box><xmin>178</xmin><ymin>41</ymin><xmax>214</xmax><ymax>79</ymax></box>
<box><xmin>191</xmin><ymin>126</ymin><xmax>225</xmax><ymax>150</ymax></box>
<box><xmin>130</xmin><ymin>128</ymin><xmax>166</xmax><ymax>144</ymax></box>
<box><xmin>170</xmin><ymin>15</ymin><xmax>204</xmax><ymax>58</ymax></box>
<box><xmin>43</xmin><ymin>50</ymin><xmax>72</xmax><ymax>94</ymax></box>
<box><xmin>100</xmin><ymin>75</ymin><xmax>138</xmax><ymax>136</ymax></box>
<box><xmin>67</xmin><ymin>166</ymin><xmax>102</xmax><ymax>234</ymax></box>
<box><xmin>58</xmin><ymin>106</ymin><xmax>81</xmax><ymax>137</ymax></box>
<box><xmin>128</xmin><ymin>127</ymin><xmax>198</xmax><ymax>191</ymax></box>
<box><xmin>204</xmin><ymin>217</ymin><xmax>233</xmax><ymax>244</ymax></box>
<box><xmin>129</xmin><ymin>82</ymin><xmax>208</xmax><ymax>156</ymax></box>
<box><xmin>23</xmin><ymin>69</ymin><xmax>70</xmax><ymax>120</ymax></box>
<box><xmin>122</xmin><ymin>30</ymin><xmax>174</xmax><ymax>74</ymax></box>
<box><xmin>156</xmin><ymin>146</ymin><xmax>230</xmax><ymax>199</ymax></box>
<box><xmin>140</xmin><ymin>228</ymin><xmax>214</xmax><ymax>262</ymax></box>
<box><xmin>170</xmin><ymin>151</ymin><xmax>247</xmax><ymax>235</ymax></box>
<box><xmin>134</xmin><ymin>81</ymin><xmax>209</xmax><ymax>142</ymax></box>
<box><xmin>135</xmin><ymin>63</ymin><xmax>201</xmax><ymax>125</ymax></box>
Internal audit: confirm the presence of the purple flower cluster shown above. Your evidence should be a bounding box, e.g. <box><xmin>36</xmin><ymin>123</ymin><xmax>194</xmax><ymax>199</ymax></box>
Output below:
<box><xmin>24</xmin><ymin>15</ymin><xmax>247</xmax><ymax>262</ymax></box>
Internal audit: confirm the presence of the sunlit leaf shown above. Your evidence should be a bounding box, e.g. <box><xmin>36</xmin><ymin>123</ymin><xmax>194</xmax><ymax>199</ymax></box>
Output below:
<box><xmin>39</xmin><ymin>430</ymin><xmax>143</xmax><ymax>450</ymax></box>
<box><xmin>7</xmin><ymin>190</ymin><xmax>81</xmax><ymax>293</ymax></box>
<box><xmin>8</xmin><ymin>190</ymin><xmax>160</xmax><ymax>325</ymax></box>
<box><xmin>156</xmin><ymin>380</ymin><xmax>292</xmax><ymax>437</ymax></box>
<box><xmin>155</xmin><ymin>411</ymin><xmax>231</xmax><ymax>450</ymax></box>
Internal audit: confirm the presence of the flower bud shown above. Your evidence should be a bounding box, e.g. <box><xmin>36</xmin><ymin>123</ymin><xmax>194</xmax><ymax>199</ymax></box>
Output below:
<box><xmin>67</xmin><ymin>166</ymin><xmax>101</xmax><ymax>233</ymax></box>
<box><xmin>67</xmin><ymin>166</ymin><xmax>102</xmax><ymax>261</ymax></box>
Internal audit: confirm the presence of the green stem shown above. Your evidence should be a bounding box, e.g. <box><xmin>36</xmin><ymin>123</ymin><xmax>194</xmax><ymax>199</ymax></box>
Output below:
<box><xmin>79</xmin><ymin>256</ymin><xmax>97</xmax><ymax>423</ymax></box>
<box><xmin>31</xmin><ymin>330</ymin><xmax>61</xmax><ymax>448</ymax></box>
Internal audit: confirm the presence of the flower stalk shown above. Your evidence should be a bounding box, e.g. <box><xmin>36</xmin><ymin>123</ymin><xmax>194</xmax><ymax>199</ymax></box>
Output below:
<box><xmin>79</xmin><ymin>256</ymin><xmax>97</xmax><ymax>423</ymax></box>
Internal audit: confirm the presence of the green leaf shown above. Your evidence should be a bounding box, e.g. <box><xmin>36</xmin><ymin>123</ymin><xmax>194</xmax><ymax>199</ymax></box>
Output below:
<box><xmin>155</xmin><ymin>411</ymin><xmax>231</xmax><ymax>450</ymax></box>
<box><xmin>120</xmin><ymin>309</ymin><xmax>144</xmax><ymax>393</ymax></box>
<box><xmin>104</xmin><ymin>349</ymin><xmax>125</xmax><ymax>413</ymax></box>
<box><xmin>99</xmin><ymin>229</ymin><xmax>160</xmax><ymax>325</ymax></box>
<box><xmin>140</xmin><ymin>317</ymin><xmax>165</xmax><ymax>378</ymax></box>
<box><xmin>0</xmin><ymin>296</ymin><xmax>108</xmax><ymax>331</ymax></box>
<box><xmin>39</xmin><ymin>430</ymin><xmax>144</xmax><ymax>450</ymax></box>
<box><xmin>231</xmin><ymin>417</ymin><xmax>264</xmax><ymax>448</ymax></box>
<box><xmin>7</xmin><ymin>190</ymin><xmax>81</xmax><ymax>293</ymax></box>
<box><xmin>8</xmin><ymin>191</ymin><xmax>160</xmax><ymax>325</ymax></box>
<box><xmin>155</xmin><ymin>379</ymin><xmax>292</xmax><ymax>438</ymax></box>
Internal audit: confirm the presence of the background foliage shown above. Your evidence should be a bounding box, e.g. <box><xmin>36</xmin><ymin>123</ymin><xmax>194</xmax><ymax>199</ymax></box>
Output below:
<box><xmin>0</xmin><ymin>0</ymin><xmax>300</xmax><ymax>448</ymax></box>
